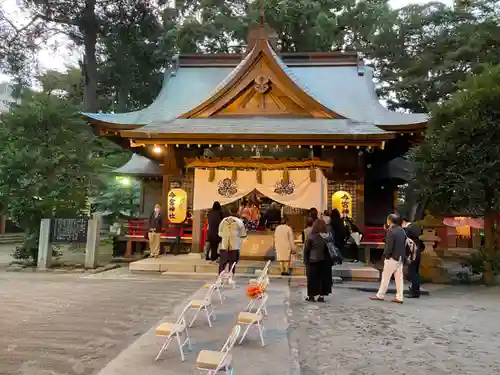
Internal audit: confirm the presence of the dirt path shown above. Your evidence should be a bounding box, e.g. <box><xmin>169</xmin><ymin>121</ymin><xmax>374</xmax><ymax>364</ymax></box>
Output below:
<box><xmin>0</xmin><ymin>272</ymin><xmax>202</xmax><ymax>375</ymax></box>
<box><xmin>287</xmin><ymin>284</ymin><xmax>500</xmax><ymax>375</ymax></box>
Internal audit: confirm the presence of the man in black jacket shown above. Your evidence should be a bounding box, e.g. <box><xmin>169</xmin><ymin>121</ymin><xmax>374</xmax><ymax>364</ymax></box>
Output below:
<box><xmin>402</xmin><ymin>217</ymin><xmax>423</xmax><ymax>298</ymax></box>
<box><xmin>370</xmin><ymin>214</ymin><xmax>406</xmax><ymax>303</ymax></box>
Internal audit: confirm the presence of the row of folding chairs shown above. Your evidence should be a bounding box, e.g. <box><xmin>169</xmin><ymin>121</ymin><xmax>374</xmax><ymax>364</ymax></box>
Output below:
<box><xmin>154</xmin><ymin>260</ymin><xmax>272</xmax><ymax>374</ymax></box>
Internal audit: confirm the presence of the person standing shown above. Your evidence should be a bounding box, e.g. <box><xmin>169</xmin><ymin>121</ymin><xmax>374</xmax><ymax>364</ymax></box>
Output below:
<box><xmin>218</xmin><ymin>213</ymin><xmax>247</xmax><ymax>275</ymax></box>
<box><xmin>402</xmin><ymin>217</ymin><xmax>423</xmax><ymax>298</ymax></box>
<box><xmin>274</xmin><ymin>216</ymin><xmax>295</xmax><ymax>276</ymax></box>
<box><xmin>264</xmin><ymin>202</ymin><xmax>282</xmax><ymax>230</ymax></box>
<box><xmin>206</xmin><ymin>201</ymin><xmax>224</xmax><ymax>262</ymax></box>
<box><xmin>370</xmin><ymin>214</ymin><xmax>406</xmax><ymax>303</ymax></box>
<box><xmin>303</xmin><ymin>219</ymin><xmax>333</xmax><ymax>302</ymax></box>
<box><xmin>148</xmin><ymin>204</ymin><xmax>163</xmax><ymax>258</ymax></box>
<box><xmin>330</xmin><ymin>209</ymin><xmax>348</xmax><ymax>258</ymax></box>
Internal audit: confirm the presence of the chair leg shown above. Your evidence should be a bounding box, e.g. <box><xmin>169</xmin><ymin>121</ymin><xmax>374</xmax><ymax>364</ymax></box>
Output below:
<box><xmin>217</xmin><ymin>287</ymin><xmax>224</xmax><ymax>304</ymax></box>
<box><xmin>204</xmin><ymin>306</ymin><xmax>213</xmax><ymax>327</ymax></box>
<box><xmin>185</xmin><ymin>328</ymin><xmax>192</xmax><ymax>350</ymax></box>
<box><xmin>189</xmin><ymin>308</ymin><xmax>201</xmax><ymax>328</ymax></box>
<box><xmin>155</xmin><ymin>335</ymin><xmax>172</xmax><ymax>361</ymax></box>
<box><xmin>257</xmin><ymin>321</ymin><xmax>265</xmax><ymax>346</ymax></box>
<box><xmin>239</xmin><ymin>323</ymin><xmax>253</xmax><ymax>344</ymax></box>
<box><xmin>175</xmin><ymin>332</ymin><xmax>185</xmax><ymax>361</ymax></box>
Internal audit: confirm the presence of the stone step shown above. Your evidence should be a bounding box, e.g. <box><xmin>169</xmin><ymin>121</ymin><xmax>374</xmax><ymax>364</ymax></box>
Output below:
<box><xmin>159</xmin><ymin>271</ymin><xmax>344</xmax><ymax>285</ymax></box>
<box><xmin>0</xmin><ymin>233</ymin><xmax>24</xmax><ymax>244</ymax></box>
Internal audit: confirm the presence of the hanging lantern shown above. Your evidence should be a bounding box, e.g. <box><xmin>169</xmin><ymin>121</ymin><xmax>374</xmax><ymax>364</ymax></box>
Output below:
<box><xmin>208</xmin><ymin>168</ymin><xmax>215</xmax><ymax>182</ymax></box>
<box><xmin>332</xmin><ymin>191</ymin><xmax>352</xmax><ymax>218</ymax></box>
<box><xmin>232</xmin><ymin>167</ymin><xmax>238</xmax><ymax>181</ymax></box>
<box><xmin>167</xmin><ymin>188</ymin><xmax>188</xmax><ymax>224</ymax></box>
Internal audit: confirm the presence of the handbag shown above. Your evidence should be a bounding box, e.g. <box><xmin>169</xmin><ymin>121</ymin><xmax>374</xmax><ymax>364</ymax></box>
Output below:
<box><xmin>324</xmin><ymin>238</ymin><xmax>343</xmax><ymax>265</ymax></box>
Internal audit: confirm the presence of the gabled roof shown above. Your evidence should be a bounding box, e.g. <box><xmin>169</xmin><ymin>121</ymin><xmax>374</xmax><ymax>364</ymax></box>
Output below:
<box><xmin>83</xmin><ymin>23</ymin><xmax>427</xmax><ymax>135</ymax></box>
<box><xmin>113</xmin><ymin>153</ymin><xmax>162</xmax><ymax>176</ymax></box>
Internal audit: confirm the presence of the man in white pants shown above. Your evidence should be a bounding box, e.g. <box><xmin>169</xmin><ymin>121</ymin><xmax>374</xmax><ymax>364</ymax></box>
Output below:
<box><xmin>370</xmin><ymin>214</ymin><xmax>406</xmax><ymax>304</ymax></box>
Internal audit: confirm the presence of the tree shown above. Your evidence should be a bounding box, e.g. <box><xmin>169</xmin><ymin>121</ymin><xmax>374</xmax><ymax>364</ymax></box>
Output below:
<box><xmin>412</xmin><ymin>64</ymin><xmax>500</xmax><ymax>283</ymax></box>
<box><xmin>37</xmin><ymin>68</ymin><xmax>84</xmax><ymax>104</ymax></box>
<box><xmin>0</xmin><ymin>93</ymin><xmax>101</xmax><ymax>260</ymax></box>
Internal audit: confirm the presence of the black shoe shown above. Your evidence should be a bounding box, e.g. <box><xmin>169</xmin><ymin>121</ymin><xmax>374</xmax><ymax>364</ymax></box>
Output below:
<box><xmin>407</xmin><ymin>295</ymin><xmax>420</xmax><ymax>299</ymax></box>
<box><xmin>280</xmin><ymin>272</ymin><xmax>285</xmax><ymax>276</ymax></box>
<box><xmin>305</xmin><ymin>297</ymin><xmax>316</xmax><ymax>302</ymax></box>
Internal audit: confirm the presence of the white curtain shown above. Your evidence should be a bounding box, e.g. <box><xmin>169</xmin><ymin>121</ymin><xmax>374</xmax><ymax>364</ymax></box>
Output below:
<box><xmin>193</xmin><ymin>168</ymin><xmax>327</xmax><ymax>212</ymax></box>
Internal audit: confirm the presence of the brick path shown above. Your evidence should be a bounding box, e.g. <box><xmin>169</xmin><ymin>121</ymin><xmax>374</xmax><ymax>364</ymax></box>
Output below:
<box><xmin>0</xmin><ymin>271</ymin><xmax>201</xmax><ymax>375</ymax></box>
<box><xmin>287</xmin><ymin>284</ymin><xmax>500</xmax><ymax>375</ymax></box>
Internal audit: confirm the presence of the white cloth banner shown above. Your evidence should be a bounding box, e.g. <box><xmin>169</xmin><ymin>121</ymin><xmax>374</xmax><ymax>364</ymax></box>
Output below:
<box><xmin>193</xmin><ymin>168</ymin><xmax>328</xmax><ymax>212</ymax></box>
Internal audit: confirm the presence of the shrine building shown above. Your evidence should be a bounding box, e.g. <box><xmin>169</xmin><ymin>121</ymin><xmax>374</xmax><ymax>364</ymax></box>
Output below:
<box><xmin>83</xmin><ymin>19</ymin><xmax>427</xmax><ymax>259</ymax></box>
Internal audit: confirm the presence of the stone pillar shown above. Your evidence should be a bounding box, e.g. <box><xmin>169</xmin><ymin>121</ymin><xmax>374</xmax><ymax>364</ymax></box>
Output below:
<box><xmin>355</xmin><ymin>152</ymin><xmax>365</xmax><ymax>226</ymax></box>
<box><xmin>191</xmin><ymin>210</ymin><xmax>204</xmax><ymax>253</ymax></box>
<box><xmin>37</xmin><ymin>219</ymin><xmax>52</xmax><ymax>270</ymax></box>
<box><xmin>85</xmin><ymin>215</ymin><xmax>101</xmax><ymax>269</ymax></box>
<box><xmin>419</xmin><ymin>228</ymin><xmax>449</xmax><ymax>283</ymax></box>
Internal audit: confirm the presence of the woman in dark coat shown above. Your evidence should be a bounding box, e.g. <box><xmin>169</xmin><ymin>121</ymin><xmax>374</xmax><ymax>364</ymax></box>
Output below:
<box><xmin>303</xmin><ymin>219</ymin><xmax>333</xmax><ymax>302</ymax></box>
<box><xmin>206</xmin><ymin>201</ymin><xmax>224</xmax><ymax>262</ymax></box>
<box><xmin>330</xmin><ymin>209</ymin><xmax>348</xmax><ymax>258</ymax></box>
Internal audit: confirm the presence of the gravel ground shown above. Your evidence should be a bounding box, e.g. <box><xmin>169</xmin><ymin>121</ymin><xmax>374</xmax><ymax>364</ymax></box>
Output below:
<box><xmin>0</xmin><ymin>271</ymin><xmax>202</xmax><ymax>375</ymax></box>
<box><xmin>287</xmin><ymin>284</ymin><xmax>500</xmax><ymax>375</ymax></box>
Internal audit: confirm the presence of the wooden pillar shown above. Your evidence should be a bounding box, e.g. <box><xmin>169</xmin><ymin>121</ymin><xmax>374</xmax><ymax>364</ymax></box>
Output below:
<box><xmin>356</xmin><ymin>152</ymin><xmax>365</xmax><ymax>227</ymax></box>
<box><xmin>162</xmin><ymin>144</ymin><xmax>178</xmax><ymax>208</ymax></box>
<box><xmin>191</xmin><ymin>210</ymin><xmax>204</xmax><ymax>253</ymax></box>
<box><xmin>0</xmin><ymin>215</ymin><xmax>5</xmax><ymax>234</ymax></box>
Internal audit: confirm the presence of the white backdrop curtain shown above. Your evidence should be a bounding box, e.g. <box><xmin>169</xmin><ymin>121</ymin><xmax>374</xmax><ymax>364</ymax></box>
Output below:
<box><xmin>193</xmin><ymin>168</ymin><xmax>328</xmax><ymax>212</ymax></box>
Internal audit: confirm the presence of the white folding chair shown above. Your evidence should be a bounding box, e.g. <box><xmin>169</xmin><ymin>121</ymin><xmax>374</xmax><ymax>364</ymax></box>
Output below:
<box><xmin>155</xmin><ymin>302</ymin><xmax>192</xmax><ymax>362</ymax></box>
<box><xmin>245</xmin><ymin>291</ymin><xmax>268</xmax><ymax>316</ymax></box>
<box><xmin>189</xmin><ymin>283</ymin><xmax>217</xmax><ymax>328</ymax></box>
<box><xmin>219</xmin><ymin>261</ymin><xmax>237</xmax><ymax>289</ymax></box>
<box><xmin>248</xmin><ymin>260</ymin><xmax>271</xmax><ymax>287</ymax></box>
<box><xmin>196</xmin><ymin>325</ymin><xmax>241</xmax><ymax>375</ymax></box>
<box><xmin>237</xmin><ymin>293</ymin><xmax>268</xmax><ymax>346</ymax></box>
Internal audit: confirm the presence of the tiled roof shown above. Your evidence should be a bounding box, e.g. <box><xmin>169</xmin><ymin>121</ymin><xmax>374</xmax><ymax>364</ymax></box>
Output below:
<box><xmin>84</xmin><ymin>50</ymin><xmax>427</xmax><ymax>128</ymax></box>
<box><xmin>126</xmin><ymin>118</ymin><xmax>390</xmax><ymax>137</ymax></box>
<box><xmin>113</xmin><ymin>153</ymin><xmax>162</xmax><ymax>176</ymax></box>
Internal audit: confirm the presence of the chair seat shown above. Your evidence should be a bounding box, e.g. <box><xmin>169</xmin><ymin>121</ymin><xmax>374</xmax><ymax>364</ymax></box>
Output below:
<box><xmin>190</xmin><ymin>299</ymin><xmax>210</xmax><ymax>308</ymax></box>
<box><xmin>248</xmin><ymin>279</ymin><xmax>259</xmax><ymax>285</ymax></box>
<box><xmin>155</xmin><ymin>322</ymin><xmax>185</xmax><ymax>336</ymax></box>
<box><xmin>237</xmin><ymin>311</ymin><xmax>263</xmax><ymax>324</ymax></box>
<box><xmin>196</xmin><ymin>350</ymin><xmax>231</xmax><ymax>370</ymax></box>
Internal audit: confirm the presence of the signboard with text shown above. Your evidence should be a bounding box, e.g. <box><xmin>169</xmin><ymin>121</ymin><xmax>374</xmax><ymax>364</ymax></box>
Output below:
<box><xmin>50</xmin><ymin>218</ymin><xmax>89</xmax><ymax>243</ymax></box>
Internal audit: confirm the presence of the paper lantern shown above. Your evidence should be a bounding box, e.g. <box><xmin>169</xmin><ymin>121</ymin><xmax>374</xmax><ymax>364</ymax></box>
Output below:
<box><xmin>167</xmin><ymin>188</ymin><xmax>188</xmax><ymax>224</ymax></box>
<box><xmin>332</xmin><ymin>191</ymin><xmax>352</xmax><ymax>218</ymax></box>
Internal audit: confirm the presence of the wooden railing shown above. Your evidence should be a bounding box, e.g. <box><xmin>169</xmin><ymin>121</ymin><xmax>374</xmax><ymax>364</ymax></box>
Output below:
<box><xmin>126</xmin><ymin>219</ymin><xmax>193</xmax><ymax>240</ymax></box>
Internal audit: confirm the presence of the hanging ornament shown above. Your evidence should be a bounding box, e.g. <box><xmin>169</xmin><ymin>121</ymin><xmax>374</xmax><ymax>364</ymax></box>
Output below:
<box><xmin>256</xmin><ymin>168</ymin><xmax>262</xmax><ymax>184</ymax></box>
<box><xmin>232</xmin><ymin>167</ymin><xmax>238</xmax><ymax>181</ymax></box>
<box><xmin>283</xmin><ymin>168</ymin><xmax>289</xmax><ymax>184</ymax></box>
<box><xmin>208</xmin><ymin>168</ymin><xmax>215</xmax><ymax>182</ymax></box>
<box><xmin>310</xmin><ymin>166</ymin><xmax>316</xmax><ymax>182</ymax></box>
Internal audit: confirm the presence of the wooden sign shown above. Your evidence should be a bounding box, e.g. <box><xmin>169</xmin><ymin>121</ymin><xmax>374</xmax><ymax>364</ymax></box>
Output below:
<box><xmin>167</xmin><ymin>188</ymin><xmax>187</xmax><ymax>224</ymax></box>
<box><xmin>51</xmin><ymin>218</ymin><xmax>89</xmax><ymax>243</ymax></box>
<box><xmin>332</xmin><ymin>191</ymin><xmax>352</xmax><ymax>218</ymax></box>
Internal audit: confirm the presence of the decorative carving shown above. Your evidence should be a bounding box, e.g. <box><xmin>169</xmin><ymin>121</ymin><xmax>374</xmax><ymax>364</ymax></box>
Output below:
<box><xmin>254</xmin><ymin>75</ymin><xmax>270</xmax><ymax>93</ymax></box>
<box><xmin>217</xmin><ymin>178</ymin><xmax>238</xmax><ymax>197</ymax></box>
<box><xmin>274</xmin><ymin>180</ymin><xmax>295</xmax><ymax>196</ymax></box>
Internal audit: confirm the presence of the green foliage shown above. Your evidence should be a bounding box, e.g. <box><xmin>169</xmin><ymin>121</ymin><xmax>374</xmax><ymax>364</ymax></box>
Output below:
<box><xmin>460</xmin><ymin>247</ymin><xmax>500</xmax><ymax>280</ymax></box>
<box><xmin>0</xmin><ymin>93</ymin><xmax>101</xmax><ymax>260</ymax></box>
<box><xmin>412</xmin><ymin>64</ymin><xmax>500</xmax><ymax>217</ymax></box>
<box><xmin>92</xmin><ymin>177</ymin><xmax>141</xmax><ymax>221</ymax></box>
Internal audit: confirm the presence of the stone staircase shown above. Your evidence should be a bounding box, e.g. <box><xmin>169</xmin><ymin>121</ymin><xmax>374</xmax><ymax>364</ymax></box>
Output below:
<box><xmin>0</xmin><ymin>233</ymin><xmax>24</xmax><ymax>244</ymax></box>
<box><xmin>129</xmin><ymin>254</ymin><xmax>380</xmax><ymax>282</ymax></box>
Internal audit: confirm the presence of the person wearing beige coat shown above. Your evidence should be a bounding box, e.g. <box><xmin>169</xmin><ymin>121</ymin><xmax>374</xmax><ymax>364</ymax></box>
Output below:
<box><xmin>274</xmin><ymin>217</ymin><xmax>296</xmax><ymax>276</ymax></box>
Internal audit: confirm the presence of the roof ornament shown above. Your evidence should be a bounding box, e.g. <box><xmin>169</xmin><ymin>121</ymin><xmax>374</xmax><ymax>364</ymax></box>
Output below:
<box><xmin>259</xmin><ymin>8</ymin><xmax>265</xmax><ymax>26</ymax></box>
